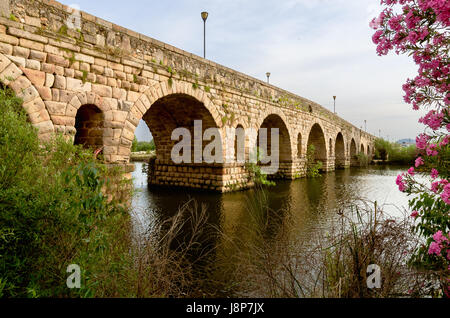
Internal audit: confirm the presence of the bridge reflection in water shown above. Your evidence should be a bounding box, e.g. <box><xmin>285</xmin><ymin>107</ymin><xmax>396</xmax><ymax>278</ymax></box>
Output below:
<box><xmin>130</xmin><ymin>162</ymin><xmax>411</xmax><ymax>296</ymax></box>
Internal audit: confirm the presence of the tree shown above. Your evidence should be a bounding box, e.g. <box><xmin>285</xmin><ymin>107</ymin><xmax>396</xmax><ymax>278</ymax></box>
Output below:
<box><xmin>371</xmin><ymin>0</ymin><xmax>449</xmax><ymax>296</ymax></box>
<box><xmin>131</xmin><ymin>136</ymin><xmax>138</xmax><ymax>152</ymax></box>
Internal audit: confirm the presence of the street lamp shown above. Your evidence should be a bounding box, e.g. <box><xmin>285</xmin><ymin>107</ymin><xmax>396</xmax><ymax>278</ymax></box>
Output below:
<box><xmin>364</xmin><ymin>120</ymin><xmax>367</xmax><ymax>132</ymax></box>
<box><xmin>201</xmin><ymin>12</ymin><xmax>209</xmax><ymax>59</ymax></box>
<box><xmin>333</xmin><ymin>96</ymin><xmax>336</xmax><ymax>114</ymax></box>
<box><xmin>266</xmin><ymin>72</ymin><xmax>271</xmax><ymax>84</ymax></box>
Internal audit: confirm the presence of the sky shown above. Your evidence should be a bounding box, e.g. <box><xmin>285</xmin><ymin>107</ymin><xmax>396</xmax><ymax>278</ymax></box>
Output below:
<box><xmin>60</xmin><ymin>0</ymin><xmax>426</xmax><ymax>142</ymax></box>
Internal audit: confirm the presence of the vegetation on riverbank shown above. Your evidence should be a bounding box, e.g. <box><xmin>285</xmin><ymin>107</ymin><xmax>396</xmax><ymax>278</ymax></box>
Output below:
<box><xmin>374</xmin><ymin>138</ymin><xmax>417</xmax><ymax>165</ymax></box>
<box><xmin>306</xmin><ymin>145</ymin><xmax>323</xmax><ymax>178</ymax></box>
<box><xmin>132</xmin><ymin>137</ymin><xmax>155</xmax><ymax>153</ymax></box>
<box><xmin>0</xmin><ymin>87</ymin><xmax>132</xmax><ymax>297</ymax></box>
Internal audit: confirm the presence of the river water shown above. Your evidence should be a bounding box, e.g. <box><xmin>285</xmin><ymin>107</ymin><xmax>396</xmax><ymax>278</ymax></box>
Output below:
<box><xmin>129</xmin><ymin>162</ymin><xmax>416</xmax><ymax>296</ymax></box>
<box><xmin>131</xmin><ymin>162</ymin><xmax>413</xmax><ymax>230</ymax></box>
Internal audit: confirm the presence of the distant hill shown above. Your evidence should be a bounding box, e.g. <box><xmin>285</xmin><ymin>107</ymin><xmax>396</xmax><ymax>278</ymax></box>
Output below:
<box><xmin>397</xmin><ymin>138</ymin><xmax>415</xmax><ymax>145</ymax></box>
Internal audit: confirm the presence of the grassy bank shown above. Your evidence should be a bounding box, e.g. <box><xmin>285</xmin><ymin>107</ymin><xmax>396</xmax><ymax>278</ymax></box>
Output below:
<box><xmin>374</xmin><ymin>138</ymin><xmax>417</xmax><ymax>165</ymax></box>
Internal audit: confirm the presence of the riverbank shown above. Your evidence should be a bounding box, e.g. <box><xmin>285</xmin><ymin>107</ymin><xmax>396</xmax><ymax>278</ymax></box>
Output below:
<box><xmin>130</xmin><ymin>151</ymin><xmax>156</xmax><ymax>162</ymax></box>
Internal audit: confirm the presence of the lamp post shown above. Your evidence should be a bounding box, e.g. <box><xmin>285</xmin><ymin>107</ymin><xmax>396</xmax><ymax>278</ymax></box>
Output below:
<box><xmin>266</xmin><ymin>72</ymin><xmax>271</xmax><ymax>84</ymax></box>
<box><xmin>364</xmin><ymin>120</ymin><xmax>367</xmax><ymax>132</ymax></box>
<box><xmin>201</xmin><ymin>12</ymin><xmax>209</xmax><ymax>59</ymax></box>
<box><xmin>333</xmin><ymin>96</ymin><xmax>336</xmax><ymax>114</ymax></box>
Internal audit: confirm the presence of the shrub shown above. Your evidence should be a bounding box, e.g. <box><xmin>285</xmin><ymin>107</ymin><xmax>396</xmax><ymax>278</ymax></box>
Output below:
<box><xmin>306</xmin><ymin>145</ymin><xmax>322</xmax><ymax>178</ymax></box>
<box><xmin>357</xmin><ymin>152</ymin><xmax>369</xmax><ymax>166</ymax></box>
<box><xmin>0</xmin><ymin>87</ymin><xmax>130</xmax><ymax>297</ymax></box>
<box><xmin>136</xmin><ymin>140</ymin><xmax>155</xmax><ymax>153</ymax></box>
<box><xmin>374</xmin><ymin>138</ymin><xmax>417</xmax><ymax>165</ymax></box>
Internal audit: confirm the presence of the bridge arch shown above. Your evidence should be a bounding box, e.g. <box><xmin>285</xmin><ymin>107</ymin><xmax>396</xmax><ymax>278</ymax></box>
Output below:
<box><xmin>74</xmin><ymin>104</ymin><xmax>104</xmax><ymax>149</ymax></box>
<box><xmin>306</xmin><ymin>123</ymin><xmax>327</xmax><ymax>167</ymax></box>
<box><xmin>256</xmin><ymin>113</ymin><xmax>293</xmax><ymax>177</ymax></box>
<box><xmin>360</xmin><ymin>144</ymin><xmax>365</xmax><ymax>155</ymax></box>
<box><xmin>65</xmin><ymin>92</ymin><xmax>114</xmax><ymax>150</ymax></box>
<box><xmin>0</xmin><ymin>53</ymin><xmax>54</xmax><ymax>137</ymax></box>
<box><xmin>122</xmin><ymin>80</ymin><xmax>222</xmax><ymax>157</ymax></box>
<box><xmin>335</xmin><ymin>132</ymin><xmax>346</xmax><ymax>168</ymax></box>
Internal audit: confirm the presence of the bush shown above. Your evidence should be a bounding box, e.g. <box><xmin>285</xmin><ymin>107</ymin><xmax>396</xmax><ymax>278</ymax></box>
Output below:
<box><xmin>306</xmin><ymin>145</ymin><xmax>322</xmax><ymax>178</ymax></box>
<box><xmin>357</xmin><ymin>152</ymin><xmax>369</xmax><ymax>166</ymax></box>
<box><xmin>374</xmin><ymin>138</ymin><xmax>417</xmax><ymax>165</ymax></box>
<box><xmin>0</xmin><ymin>87</ymin><xmax>130</xmax><ymax>297</ymax></box>
<box><xmin>135</xmin><ymin>140</ymin><xmax>155</xmax><ymax>153</ymax></box>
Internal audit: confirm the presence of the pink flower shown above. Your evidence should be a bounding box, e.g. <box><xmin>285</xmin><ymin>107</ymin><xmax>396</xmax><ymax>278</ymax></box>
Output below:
<box><xmin>410</xmin><ymin>210</ymin><xmax>419</xmax><ymax>218</ymax></box>
<box><xmin>408</xmin><ymin>167</ymin><xmax>415</xmax><ymax>176</ymax></box>
<box><xmin>439</xmin><ymin>135</ymin><xmax>449</xmax><ymax>147</ymax></box>
<box><xmin>426</xmin><ymin>144</ymin><xmax>438</xmax><ymax>156</ymax></box>
<box><xmin>428</xmin><ymin>242</ymin><xmax>441</xmax><ymax>256</ymax></box>
<box><xmin>431</xmin><ymin>181</ymin><xmax>440</xmax><ymax>193</ymax></box>
<box><xmin>419</xmin><ymin>110</ymin><xmax>444</xmax><ymax>130</ymax></box>
<box><xmin>407</xmin><ymin>31</ymin><xmax>419</xmax><ymax>44</ymax></box>
<box><xmin>369</xmin><ymin>17</ymin><xmax>383</xmax><ymax>30</ymax></box>
<box><xmin>396</xmin><ymin>174</ymin><xmax>406</xmax><ymax>192</ymax></box>
<box><xmin>415</xmin><ymin>157</ymin><xmax>424</xmax><ymax>167</ymax></box>
<box><xmin>431</xmin><ymin>168</ymin><xmax>439</xmax><ymax>179</ymax></box>
<box><xmin>441</xmin><ymin>183</ymin><xmax>450</xmax><ymax>205</ymax></box>
<box><xmin>416</xmin><ymin>134</ymin><xmax>429</xmax><ymax>150</ymax></box>
<box><xmin>433</xmin><ymin>231</ymin><xmax>448</xmax><ymax>245</ymax></box>
<box><xmin>372</xmin><ymin>30</ymin><xmax>384</xmax><ymax>45</ymax></box>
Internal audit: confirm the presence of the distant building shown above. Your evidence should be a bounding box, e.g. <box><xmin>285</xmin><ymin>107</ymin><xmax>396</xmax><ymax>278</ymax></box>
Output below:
<box><xmin>397</xmin><ymin>138</ymin><xmax>415</xmax><ymax>148</ymax></box>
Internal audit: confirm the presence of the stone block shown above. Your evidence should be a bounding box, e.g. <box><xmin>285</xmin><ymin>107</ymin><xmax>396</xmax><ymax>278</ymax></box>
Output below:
<box><xmin>36</xmin><ymin>86</ymin><xmax>52</xmax><ymax>100</ymax></box>
<box><xmin>47</xmin><ymin>54</ymin><xmax>69</xmax><ymax>67</ymax></box>
<box><xmin>45</xmin><ymin>101</ymin><xmax>67</xmax><ymax>115</ymax></box>
<box><xmin>21</xmin><ymin>68</ymin><xmax>45</xmax><ymax>86</ymax></box>
<box><xmin>92</xmin><ymin>84</ymin><xmax>112</xmax><ymax>97</ymax></box>
<box><xmin>20</xmin><ymin>38</ymin><xmax>44</xmax><ymax>51</ymax></box>
<box><xmin>53</xmin><ymin>75</ymin><xmax>66</xmax><ymax>89</ymax></box>
<box><xmin>29</xmin><ymin>50</ymin><xmax>47</xmax><ymax>62</ymax></box>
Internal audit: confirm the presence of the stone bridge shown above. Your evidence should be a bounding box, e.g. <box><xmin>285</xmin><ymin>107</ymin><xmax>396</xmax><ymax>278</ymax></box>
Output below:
<box><xmin>0</xmin><ymin>0</ymin><xmax>376</xmax><ymax>192</ymax></box>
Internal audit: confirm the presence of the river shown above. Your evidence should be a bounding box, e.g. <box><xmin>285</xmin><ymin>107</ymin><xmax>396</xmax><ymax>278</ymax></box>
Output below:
<box><xmin>129</xmin><ymin>162</ymin><xmax>417</xmax><ymax>296</ymax></box>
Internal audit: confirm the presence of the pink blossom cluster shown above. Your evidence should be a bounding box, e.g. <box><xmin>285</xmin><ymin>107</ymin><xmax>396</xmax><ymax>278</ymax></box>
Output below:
<box><xmin>396</xmin><ymin>173</ymin><xmax>407</xmax><ymax>192</ymax></box>
<box><xmin>428</xmin><ymin>231</ymin><xmax>450</xmax><ymax>263</ymax></box>
<box><xmin>419</xmin><ymin>110</ymin><xmax>445</xmax><ymax>130</ymax></box>
<box><xmin>371</xmin><ymin>0</ymin><xmax>450</xmax><ymax>113</ymax></box>
<box><xmin>415</xmin><ymin>134</ymin><xmax>430</xmax><ymax>150</ymax></box>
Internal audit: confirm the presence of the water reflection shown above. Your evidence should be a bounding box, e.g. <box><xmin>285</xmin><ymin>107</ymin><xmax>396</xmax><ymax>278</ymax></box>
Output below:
<box><xmin>132</xmin><ymin>162</ymin><xmax>416</xmax><ymax>236</ymax></box>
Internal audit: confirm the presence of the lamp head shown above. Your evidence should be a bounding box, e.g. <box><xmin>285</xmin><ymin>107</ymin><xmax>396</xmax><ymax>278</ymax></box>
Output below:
<box><xmin>201</xmin><ymin>12</ymin><xmax>209</xmax><ymax>22</ymax></box>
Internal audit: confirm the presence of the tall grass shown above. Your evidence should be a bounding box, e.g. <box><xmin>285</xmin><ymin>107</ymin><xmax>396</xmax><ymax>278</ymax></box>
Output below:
<box><xmin>212</xmin><ymin>187</ymin><xmax>439</xmax><ymax>298</ymax></box>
